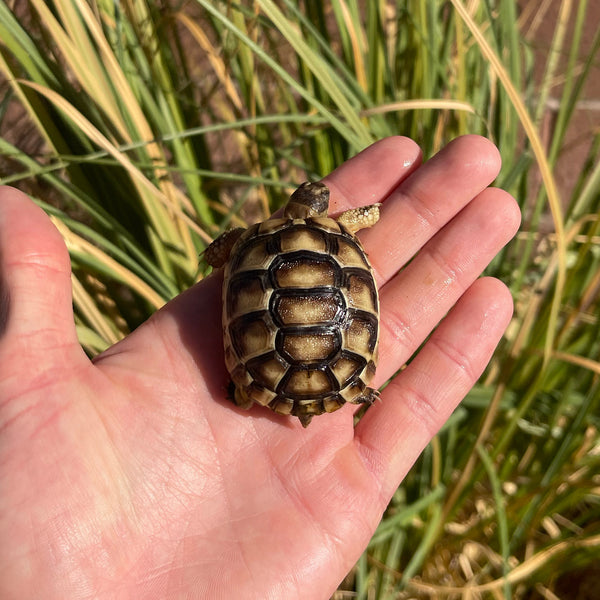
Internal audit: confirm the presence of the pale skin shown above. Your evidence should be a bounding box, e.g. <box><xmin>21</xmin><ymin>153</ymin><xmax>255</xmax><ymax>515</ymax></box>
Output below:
<box><xmin>0</xmin><ymin>135</ymin><xmax>520</xmax><ymax>599</ymax></box>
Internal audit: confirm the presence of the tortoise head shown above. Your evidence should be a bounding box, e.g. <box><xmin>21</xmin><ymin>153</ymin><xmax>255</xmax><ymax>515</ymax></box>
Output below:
<box><xmin>284</xmin><ymin>181</ymin><xmax>330</xmax><ymax>219</ymax></box>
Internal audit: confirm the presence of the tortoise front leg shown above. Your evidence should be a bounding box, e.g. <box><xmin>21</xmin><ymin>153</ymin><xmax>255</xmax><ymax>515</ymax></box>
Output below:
<box><xmin>204</xmin><ymin>227</ymin><xmax>245</xmax><ymax>268</ymax></box>
<box><xmin>337</xmin><ymin>204</ymin><xmax>381</xmax><ymax>234</ymax></box>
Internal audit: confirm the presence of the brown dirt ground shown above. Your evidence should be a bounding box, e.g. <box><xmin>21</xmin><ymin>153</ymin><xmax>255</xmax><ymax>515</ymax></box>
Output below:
<box><xmin>519</xmin><ymin>0</ymin><xmax>600</xmax><ymax>204</ymax></box>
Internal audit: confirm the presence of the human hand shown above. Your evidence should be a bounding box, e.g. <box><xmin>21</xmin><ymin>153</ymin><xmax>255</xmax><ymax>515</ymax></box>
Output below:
<box><xmin>0</xmin><ymin>135</ymin><xmax>520</xmax><ymax>599</ymax></box>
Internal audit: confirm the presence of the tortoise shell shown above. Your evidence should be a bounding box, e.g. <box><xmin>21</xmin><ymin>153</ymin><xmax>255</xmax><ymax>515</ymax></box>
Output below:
<box><xmin>208</xmin><ymin>182</ymin><xmax>380</xmax><ymax>427</ymax></box>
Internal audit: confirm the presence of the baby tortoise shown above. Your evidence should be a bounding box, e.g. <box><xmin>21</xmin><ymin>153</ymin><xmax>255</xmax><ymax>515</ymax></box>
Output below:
<box><xmin>205</xmin><ymin>181</ymin><xmax>380</xmax><ymax>427</ymax></box>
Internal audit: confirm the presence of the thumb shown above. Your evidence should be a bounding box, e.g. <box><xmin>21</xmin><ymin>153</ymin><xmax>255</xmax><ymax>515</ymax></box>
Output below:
<box><xmin>0</xmin><ymin>186</ymin><xmax>79</xmax><ymax>358</ymax></box>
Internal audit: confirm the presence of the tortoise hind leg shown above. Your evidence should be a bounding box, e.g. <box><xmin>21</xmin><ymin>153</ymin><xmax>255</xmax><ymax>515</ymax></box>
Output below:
<box><xmin>351</xmin><ymin>387</ymin><xmax>380</xmax><ymax>405</ymax></box>
<box><xmin>350</xmin><ymin>388</ymin><xmax>380</xmax><ymax>423</ymax></box>
<box><xmin>231</xmin><ymin>384</ymin><xmax>254</xmax><ymax>410</ymax></box>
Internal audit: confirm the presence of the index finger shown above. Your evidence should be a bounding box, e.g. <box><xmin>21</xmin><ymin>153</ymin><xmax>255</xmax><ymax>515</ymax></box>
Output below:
<box><xmin>322</xmin><ymin>136</ymin><xmax>422</xmax><ymax>214</ymax></box>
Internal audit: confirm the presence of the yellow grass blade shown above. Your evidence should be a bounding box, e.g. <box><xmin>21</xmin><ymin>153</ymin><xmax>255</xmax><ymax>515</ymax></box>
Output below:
<box><xmin>20</xmin><ymin>80</ymin><xmax>209</xmax><ymax>243</ymax></box>
<box><xmin>51</xmin><ymin>217</ymin><xmax>166</xmax><ymax>309</ymax></box>
<box><xmin>27</xmin><ymin>0</ymin><xmax>129</xmax><ymax>139</ymax></box>
<box><xmin>408</xmin><ymin>534</ymin><xmax>600</xmax><ymax>595</ymax></box>
<box><xmin>176</xmin><ymin>12</ymin><xmax>243</xmax><ymax>112</ymax></box>
<box><xmin>450</xmin><ymin>0</ymin><xmax>567</xmax><ymax>367</ymax></box>
<box><xmin>25</xmin><ymin>0</ymin><xmax>201</xmax><ymax>267</ymax></box>
<box><xmin>360</xmin><ymin>99</ymin><xmax>476</xmax><ymax>116</ymax></box>
<box><xmin>337</xmin><ymin>0</ymin><xmax>368</xmax><ymax>92</ymax></box>
<box><xmin>71</xmin><ymin>274</ymin><xmax>122</xmax><ymax>346</ymax></box>
<box><xmin>549</xmin><ymin>351</ymin><xmax>600</xmax><ymax>374</ymax></box>
<box><xmin>69</xmin><ymin>0</ymin><xmax>201</xmax><ymax>264</ymax></box>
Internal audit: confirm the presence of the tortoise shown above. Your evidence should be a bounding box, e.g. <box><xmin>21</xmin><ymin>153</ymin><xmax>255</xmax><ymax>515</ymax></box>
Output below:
<box><xmin>205</xmin><ymin>181</ymin><xmax>381</xmax><ymax>427</ymax></box>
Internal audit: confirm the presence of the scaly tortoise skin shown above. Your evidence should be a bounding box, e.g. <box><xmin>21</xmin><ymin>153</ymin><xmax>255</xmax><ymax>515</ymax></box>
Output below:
<box><xmin>205</xmin><ymin>181</ymin><xmax>381</xmax><ymax>427</ymax></box>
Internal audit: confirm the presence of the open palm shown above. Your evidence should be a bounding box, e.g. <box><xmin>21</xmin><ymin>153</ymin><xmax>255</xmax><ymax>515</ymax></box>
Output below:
<box><xmin>0</xmin><ymin>136</ymin><xmax>520</xmax><ymax>599</ymax></box>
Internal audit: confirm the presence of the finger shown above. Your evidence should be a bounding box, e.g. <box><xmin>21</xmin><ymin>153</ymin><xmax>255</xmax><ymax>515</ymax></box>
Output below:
<box><xmin>375</xmin><ymin>186</ymin><xmax>520</xmax><ymax>384</ymax></box>
<box><xmin>360</xmin><ymin>135</ymin><xmax>502</xmax><ymax>286</ymax></box>
<box><xmin>355</xmin><ymin>277</ymin><xmax>514</xmax><ymax>498</ymax></box>
<box><xmin>0</xmin><ymin>186</ymin><xmax>78</xmax><ymax>351</ymax></box>
<box><xmin>323</xmin><ymin>136</ymin><xmax>422</xmax><ymax>213</ymax></box>
<box><xmin>269</xmin><ymin>136</ymin><xmax>421</xmax><ymax>220</ymax></box>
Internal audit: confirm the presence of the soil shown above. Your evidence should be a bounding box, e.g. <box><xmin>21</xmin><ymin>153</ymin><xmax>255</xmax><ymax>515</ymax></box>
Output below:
<box><xmin>519</xmin><ymin>0</ymin><xmax>600</xmax><ymax>203</ymax></box>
